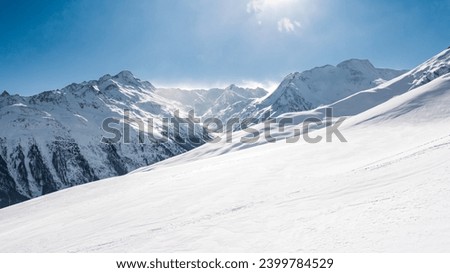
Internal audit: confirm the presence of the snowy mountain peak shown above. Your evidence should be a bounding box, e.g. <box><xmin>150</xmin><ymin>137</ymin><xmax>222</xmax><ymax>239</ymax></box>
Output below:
<box><xmin>113</xmin><ymin>70</ymin><xmax>136</xmax><ymax>83</ymax></box>
<box><xmin>59</xmin><ymin>71</ymin><xmax>157</xmax><ymax>99</ymax></box>
<box><xmin>1</xmin><ymin>90</ymin><xmax>9</xmax><ymax>97</ymax></box>
<box><xmin>98</xmin><ymin>73</ymin><xmax>112</xmax><ymax>83</ymax></box>
<box><xmin>95</xmin><ymin>70</ymin><xmax>154</xmax><ymax>90</ymax></box>
<box><xmin>336</xmin><ymin>58</ymin><xmax>375</xmax><ymax>70</ymax></box>
<box><xmin>224</xmin><ymin>84</ymin><xmax>250</xmax><ymax>93</ymax></box>
<box><xmin>226</xmin><ymin>84</ymin><xmax>238</xmax><ymax>90</ymax></box>
<box><xmin>224</xmin><ymin>84</ymin><xmax>268</xmax><ymax>99</ymax></box>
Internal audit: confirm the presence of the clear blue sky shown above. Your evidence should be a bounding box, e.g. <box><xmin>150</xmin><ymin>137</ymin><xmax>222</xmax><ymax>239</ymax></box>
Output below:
<box><xmin>1</xmin><ymin>0</ymin><xmax>449</xmax><ymax>95</ymax></box>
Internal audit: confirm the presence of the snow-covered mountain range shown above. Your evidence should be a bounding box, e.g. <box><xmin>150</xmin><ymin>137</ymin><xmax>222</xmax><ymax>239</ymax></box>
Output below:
<box><xmin>0</xmin><ymin>72</ymin><xmax>207</xmax><ymax>208</ymax></box>
<box><xmin>0</xmin><ymin>58</ymin><xmax>422</xmax><ymax>209</ymax></box>
<box><xmin>234</xmin><ymin>59</ymin><xmax>407</xmax><ymax>124</ymax></box>
<box><xmin>0</xmin><ymin>47</ymin><xmax>448</xmax><ymax>252</ymax></box>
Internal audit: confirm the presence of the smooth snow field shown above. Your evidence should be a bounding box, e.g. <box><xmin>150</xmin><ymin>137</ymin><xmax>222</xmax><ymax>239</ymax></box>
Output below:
<box><xmin>0</xmin><ymin>69</ymin><xmax>449</xmax><ymax>252</ymax></box>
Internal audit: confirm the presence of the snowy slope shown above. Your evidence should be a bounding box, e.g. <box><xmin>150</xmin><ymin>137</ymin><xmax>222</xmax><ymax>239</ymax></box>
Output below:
<box><xmin>0</xmin><ymin>49</ymin><xmax>448</xmax><ymax>252</ymax></box>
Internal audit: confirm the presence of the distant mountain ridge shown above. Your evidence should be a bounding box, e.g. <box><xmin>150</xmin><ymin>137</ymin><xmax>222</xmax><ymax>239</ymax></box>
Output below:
<box><xmin>155</xmin><ymin>84</ymin><xmax>268</xmax><ymax>119</ymax></box>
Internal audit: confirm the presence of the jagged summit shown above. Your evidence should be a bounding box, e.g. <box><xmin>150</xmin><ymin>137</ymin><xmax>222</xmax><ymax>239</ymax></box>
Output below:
<box><xmin>336</xmin><ymin>58</ymin><xmax>375</xmax><ymax>70</ymax></box>
<box><xmin>225</xmin><ymin>84</ymin><xmax>238</xmax><ymax>90</ymax></box>
<box><xmin>96</xmin><ymin>70</ymin><xmax>153</xmax><ymax>87</ymax></box>
<box><xmin>111</xmin><ymin>70</ymin><xmax>155</xmax><ymax>90</ymax></box>
<box><xmin>97</xmin><ymin>70</ymin><xmax>136</xmax><ymax>82</ymax></box>
<box><xmin>1</xmin><ymin>90</ymin><xmax>9</xmax><ymax>97</ymax></box>
<box><xmin>98</xmin><ymin>73</ymin><xmax>112</xmax><ymax>83</ymax></box>
<box><xmin>112</xmin><ymin>70</ymin><xmax>138</xmax><ymax>83</ymax></box>
<box><xmin>223</xmin><ymin>84</ymin><xmax>268</xmax><ymax>98</ymax></box>
<box><xmin>60</xmin><ymin>70</ymin><xmax>156</xmax><ymax>98</ymax></box>
<box><xmin>116</xmin><ymin>70</ymin><xmax>134</xmax><ymax>78</ymax></box>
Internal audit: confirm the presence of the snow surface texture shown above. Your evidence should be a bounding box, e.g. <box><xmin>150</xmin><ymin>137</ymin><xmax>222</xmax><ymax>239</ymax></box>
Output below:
<box><xmin>0</xmin><ymin>49</ymin><xmax>449</xmax><ymax>252</ymax></box>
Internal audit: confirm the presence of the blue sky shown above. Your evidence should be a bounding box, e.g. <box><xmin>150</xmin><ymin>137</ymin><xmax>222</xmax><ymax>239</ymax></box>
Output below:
<box><xmin>1</xmin><ymin>0</ymin><xmax>449</xmax><ymax>95</ymax></box>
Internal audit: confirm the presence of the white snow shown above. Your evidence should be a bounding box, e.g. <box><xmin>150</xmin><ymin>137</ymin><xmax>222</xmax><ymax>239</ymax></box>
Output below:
<box><xmin>0</xmin><ymin>49</ymin><xmax>449</xmax><ymax>252</ymax></box>
<box><xmin>11</xmin><ymin>103</ymin><xmax>27</xmax><ymax>107</ymax></box>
